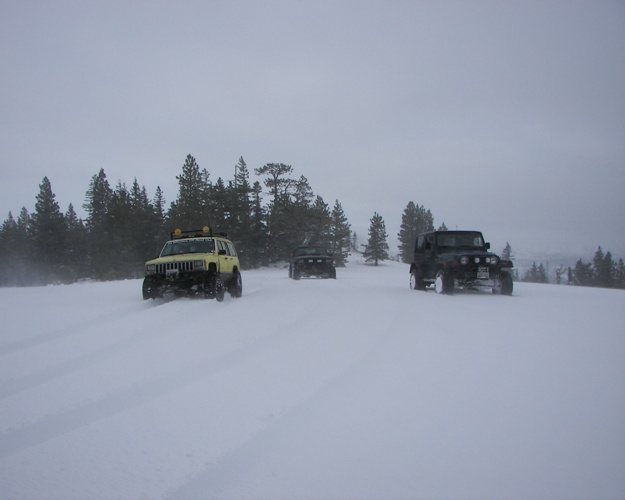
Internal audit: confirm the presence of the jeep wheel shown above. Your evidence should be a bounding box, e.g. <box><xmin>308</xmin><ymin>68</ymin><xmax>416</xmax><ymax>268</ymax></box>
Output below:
<box><xmin>493</xmin><ymin>272</ymin><xmax>513</xmax><ymax>296</ymax></box>
<box><xmin>410</xmin><ymin>272</ymin><xmax>425</xmax><ymax>291</ymax></box>
<box><xmin>204</xmin><ymin>272</ymin><xmax>225</xmax><ymax>301</ymax></box>
<box><xmin>293</xmin><ymin>268</ymin><xmax>301</xmax><ymax>280</ymax></box>
<box><xmin>435</xmin><ymin>270</ymin><xmax>454</xmax><ymax>295</ymax></box>
<box><xmin>142</xmin><ymin>277</ymin><xmax>160</xmax><ymax>300</ymax></box>
<box><xmin>228</xmin><ymin>271</ymin><xmax>243</xmax><ymax>298</ymax></box>
<box><xmin>214</xmin><ymin>273</ymin><xmax>225</xmax><ymax>302</ymax></box>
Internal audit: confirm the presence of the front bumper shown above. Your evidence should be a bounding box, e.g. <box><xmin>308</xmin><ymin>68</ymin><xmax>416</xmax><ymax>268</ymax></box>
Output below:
<box><xmin>450</xmin><ymin>265</ymin><xmax>500</xmax><ymax>289</ymax></box>
<box><xmin>293</xmin><ymin>259</ymin><xmax>335</xmax><ymax>278</ymax></box>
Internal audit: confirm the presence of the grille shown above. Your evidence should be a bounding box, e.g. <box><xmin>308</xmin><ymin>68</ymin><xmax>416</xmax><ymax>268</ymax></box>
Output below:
<box><xmin>155</xmin><ymin>261</ymin><xmax>195</xmax><ymax>274</ymax></box>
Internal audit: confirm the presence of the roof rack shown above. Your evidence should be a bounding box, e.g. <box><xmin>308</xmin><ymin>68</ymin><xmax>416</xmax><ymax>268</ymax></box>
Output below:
<box><xmin>169</xmin><ymin>226</ymin><xmax>228</xmax><ymax>240</ymax></box>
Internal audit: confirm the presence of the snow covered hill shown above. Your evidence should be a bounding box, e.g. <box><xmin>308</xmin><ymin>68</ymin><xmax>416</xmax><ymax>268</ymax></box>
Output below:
<box><xmin>1</xmin><ymin>260</ymin><xmax>624</xmax><ymax>500</ymax></box>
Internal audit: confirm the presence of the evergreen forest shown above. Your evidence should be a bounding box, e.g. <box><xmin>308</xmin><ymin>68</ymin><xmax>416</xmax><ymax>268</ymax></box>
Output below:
<box><xmin>0</xmin><ymin>156</ymin><xmax>352</xmax><ymax>285</ymax></box>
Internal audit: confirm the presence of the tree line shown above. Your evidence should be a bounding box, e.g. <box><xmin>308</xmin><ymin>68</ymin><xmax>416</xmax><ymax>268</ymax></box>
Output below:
<box><xmin>521</xmin><ymin>246</ymin><xmax>625</xmax><ymax>289</ymax></box>
<box><xmin>0</xmin><ymin>153</ymin><xmax>441</xmax><ymax>287</ymax></box>
<box><xmin>1</xmin><ymin>154</ymin><xmax>622</xmax><ymax>290</ymax></box>
<box><xmin>0</xmin><ymin>155</ymin><xmax>357</xmax><ymax>286</ymax></box>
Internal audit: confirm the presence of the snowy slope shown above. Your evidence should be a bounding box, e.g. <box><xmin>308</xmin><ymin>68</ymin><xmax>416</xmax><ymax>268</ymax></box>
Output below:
<box><xmin>1</xmin><ymin>260</ymin><xmax>624</xmax><ymax>500</ymax></box>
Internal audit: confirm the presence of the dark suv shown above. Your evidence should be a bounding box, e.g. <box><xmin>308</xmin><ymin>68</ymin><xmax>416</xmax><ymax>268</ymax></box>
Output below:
<box><xmin>409</xmin><ymin>230</ymin><xmax>513</xmax><ymax>295</ymax></box>
<box><xmin>289</xmin><ymin>246</ymin><xmax>337</xmax><ymax>280</ymax></box>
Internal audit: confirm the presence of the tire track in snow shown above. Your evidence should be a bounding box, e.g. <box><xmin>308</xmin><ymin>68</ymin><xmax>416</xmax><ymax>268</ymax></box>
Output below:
<box><xmin>0</xmin><ymin>289</ymin><xmax>332</xmax><ymax>459</ymax></box>
<box><xmin>0</xmin><ymin>314</ymin><xmax>170</xmax><ymax>401</ymax></box>
<box><xmin>0</xmin><ymin>295</ymin><xmax>203</xmax><ymax>400</ymax></box>
<box><xmin>164</xmin><ymin>296</ymin><xmax>413</xmax><ymax>499</ymax></box>
<box><xmin>0</xmin><ymin>302</ymin><xmax>152</xmax><ymax>356</ymax></box>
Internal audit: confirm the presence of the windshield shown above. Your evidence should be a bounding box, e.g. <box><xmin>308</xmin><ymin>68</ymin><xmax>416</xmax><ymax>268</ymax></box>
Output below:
<box><xmin>160</xmin><ymin>239</ymin><xmax>215</xmax><ymax>257</ymax></box>
<box><xmin>294</xmin><ymin>247</ymin><xmax>328</xmax><ymax>257</ymax></box>
<box><xmin>436</xmin><ymin>232</ymin><xmax>484</xmax><ymax>248</ymax></box>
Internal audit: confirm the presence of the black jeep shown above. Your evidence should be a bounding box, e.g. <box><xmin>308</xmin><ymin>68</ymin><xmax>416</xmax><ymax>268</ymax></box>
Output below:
<box><xmin>409</xmin><ymin>230</ymin><xmax>513</xmax><ymax>295</ymax></box>
<box><xmin>289</xmin><ymin>246</ymin><xmax>337</xmax><ymax>280</ymax></box>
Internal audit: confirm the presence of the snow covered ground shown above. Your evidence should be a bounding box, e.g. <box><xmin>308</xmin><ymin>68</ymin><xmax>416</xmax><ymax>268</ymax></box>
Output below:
<box><xmin>1</xmin><ymin>259</ymin><xmax>624</xmax><ymax>500</ymax></box>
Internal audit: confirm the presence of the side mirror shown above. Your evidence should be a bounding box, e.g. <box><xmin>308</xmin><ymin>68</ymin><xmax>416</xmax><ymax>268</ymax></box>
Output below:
<box><xmin>485</xmin><ymin>242</ymin><xmax>491</xmax><ymax>249</ymax></box>
<box><xmin>218</xmin><ymin>249</ymin><xmax>227</xmax><ymax>256</ymax></box>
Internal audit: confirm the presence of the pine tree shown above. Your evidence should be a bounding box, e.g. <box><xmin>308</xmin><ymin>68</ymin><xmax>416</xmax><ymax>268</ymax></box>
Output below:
<box><xmin>614</xmin><ymin>258</ymin><xmax>625</xmax><ymax>289</ymax></box>
<box><xmin>254</xmin><ymin>162</ymin><xmax>294</xmax><ymax>209</ymax></box>
<box><xmin>397</xmin><ymin>202</ymin><xmax>434</xmax><ymax>264</ymax></box>
<box><xmin>152</xmin><ymin>186</ymin><xmax>168</xmax><ymax>253</ymax></box>
<box><xmin>231</xmin><ymin>157</ymin><xmax>254</xmax><ymax>263</ymax></box>
<box><xmin>153</xmin><ymin>186</ymin><xmax>166</xmax><ymax>222</ymax></box>
<box><xmin>0</xmin><ymin>213</ymin><xmax>17</xmax><ymax>286</ymax></box>
<box><xmin>280</xmin><ymin>175</ymin><xmax>314</xmax><ymax>252</ymax></box>
<box><xmin>64</xmin><ymin>203</ymin><xmax>89</xmax><ymax>281</ymax></box>
<box><xmin>592</xmin><ymin>246</ymin><xmax>605</xmax><ymax>287</ymax></box>
<box><xmin>362</xmin><ymin>212</ymin><xmax>389</xmax><ymax>266</ymax></box>
<box><xmin>247</xmin><ymin>180</ymin><xmax>267</xmax><ymax>267</ymax></box>
<box><xmin>572</xmin><ymin>259</ymin><xmax>594</xmax><ymax>286</ymax></box>
<box><xmin>30</xmin><ymin>177</ymin><xmax>66</xmax><ymax>284</ymax></box>
<box><xmin>209</xmin><ymin>177</ymin><xmax>229</xmax><ymax>230</ymax></box>
<box><xmin>84</xmin><ymin>168</ymin><xmax>112</xmax><ymax>231</ymax></box>
<box><xmin>592</xmin><ymin>246</ymin><xmax>614</xmax><ymax>288</ymax></box>
<box><xmin>129</xmin><ymin>179</ymin><xmax>162</xmax><ymax>271</ymax></box>
<box><xmin>167</xmin><ymin>154</ymin><xmax>212</xmax><ymax>229</ymax></box>
<box><xmin>501</xmin><ymin>242</ymin><xmax>513</xmax><ymax>261</ymax></box>
<box><xmin>308</xmin><ymin>195</ymin><xmax>331</xmax><ymax>248</ymax></box>
<box><xmin>500</xmin><ymin>242</ymin><xmax>518</xmax><ymax>280</ymax></box>
<box><xmin>104</xmin><ymin>181</ymin><xmax>135</xmax><ymax>279</ymax></box>
<box><xmin>0</xmin><ymin>211</ymin><xmax>33</xmax><ymax>286</ymax></box>
<box><xmin>84</xmin><ymin>169</ymin><xmax>113</xmax><ymax>279</ymax></box>
<box><xmin>603</xmin><ymin>251</ymin><xmax>615</xmax><ymax>288</ymax></box>
<box><xmin>16</xmin><ymin>207</ymin><xmax>33</xmax><ymax>283</ymax></box>
<box><xmin>329</xmin><ymin>200</ymin><xmax>351</xmax><ymax>266</ymax></box>
<box><xmin>351</xmin><ymin>232</ymin><xmax>359</xmax><ymax>253</ymax></box>
<box><xmin>397</xmin><ymin>202</ymin><xmax>419</xmax><ymax>264</ymax></box>
<box><xmin>254</xmin><ymin>162</ymin><xmax>295</xmax><ymax>261</ymax></box>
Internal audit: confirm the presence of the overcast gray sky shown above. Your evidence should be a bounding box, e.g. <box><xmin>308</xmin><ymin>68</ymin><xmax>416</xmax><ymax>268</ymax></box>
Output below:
<box><xmin>2</xmin><ymin>0</ymin><xmax>624</xmax><ymax>260</ymax></box>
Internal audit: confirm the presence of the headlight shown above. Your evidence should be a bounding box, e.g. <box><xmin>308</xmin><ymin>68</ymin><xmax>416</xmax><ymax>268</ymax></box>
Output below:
<box><xmin>460</xmin><ymin>256</ymin><xmax>469</xmax><ymax>265</ymax></box>
<box><xmin>474</xmin><ymin>257</ymin><xmax>481</xmax><ymax>264</ymax></box>
<box><xmin>485</xmin><ymin>257</ymin><xmax>498</xmax><ymax>265</ymax></box>
<box><xmin>194</xmin><ymin>260</ymin><xmax>205</xmax><ymax>270</ymax></box>
<box><xmin>145</xmin><ymin>264</ymin><xmax>156</xmax><ymax>274</ymax></box>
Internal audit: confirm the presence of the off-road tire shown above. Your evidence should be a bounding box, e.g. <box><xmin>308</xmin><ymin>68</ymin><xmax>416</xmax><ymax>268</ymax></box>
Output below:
<box><xmin>203</xmin><ymin>270</ymin><xmax>225</xmax><ymax>301</ymax></box>
<box><xmin>493</xmin><ymin>272</ymin><xmax>513</xmax><ymax>296</ymax></box>
<box><xmin>435</xmin><ymin>269</ymin><xmax>454</xmax><ymax>295</ymax></box>
<box><xmin>410</xmin><ymin>271</ymin><xmax>425</xmax><ymax>291</ymax></box>
<box><xmin>142</xmin><ymin>277</ymin><xmax>160</xmax><ymax>300</ymax></box>
<box><xmin>214</xmin><ymin>273</ymin><xmax>225</xmax><ymax>302</ymax></box>
<box><xmin>228</xmin><ymin>271</ymin><xmax>243</xmax><ymax>298</ymax></box>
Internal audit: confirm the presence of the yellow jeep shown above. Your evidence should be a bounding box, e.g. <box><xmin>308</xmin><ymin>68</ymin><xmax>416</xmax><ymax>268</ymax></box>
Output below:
<box><xmin>142</xmin><ymin>227</ymin><xmax>242</xmax><ymax>301</ymax></box>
